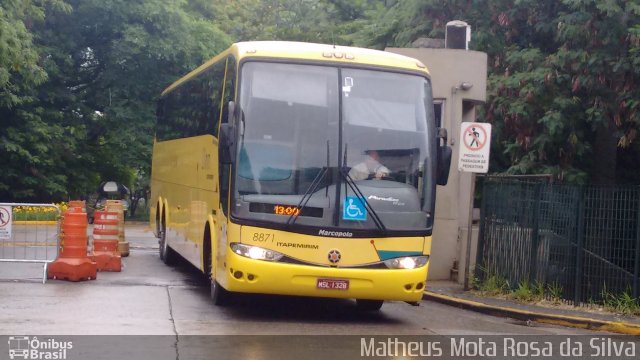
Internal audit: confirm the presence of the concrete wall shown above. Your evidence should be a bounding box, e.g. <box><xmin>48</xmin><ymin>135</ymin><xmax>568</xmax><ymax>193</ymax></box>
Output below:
<box><xmin>386</xmin><ymin>47</ymin><xmax>488</xmax><ymax>282</ymax></box>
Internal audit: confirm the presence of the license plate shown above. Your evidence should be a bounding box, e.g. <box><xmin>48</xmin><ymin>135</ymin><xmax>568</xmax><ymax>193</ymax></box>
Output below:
<box><xmin>317</xmin><ymin>278</ymin><xmax>349</xmax><ymax>290</ymax></box>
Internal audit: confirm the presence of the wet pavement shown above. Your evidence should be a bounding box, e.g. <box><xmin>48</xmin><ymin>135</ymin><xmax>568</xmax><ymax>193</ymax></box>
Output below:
<box><xmin>0</xmin><ymin>223</ymin><xmax>616</xmax><ymax>336</ymax></box>
<box><xmin>0</xmin><ymin>223</ymin><xmax>629</xmax><ymax>359</ymax></box>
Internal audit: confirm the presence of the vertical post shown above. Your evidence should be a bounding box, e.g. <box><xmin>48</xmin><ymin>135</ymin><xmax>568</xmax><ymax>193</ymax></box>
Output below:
<box><xmin>574</xmin><ymin>187</ymin><xmax>586</xmax><ymax>306</ymax></box>
<box><xmin>474</xmin><ymin>177</ymin><xmax>488</xmax><ymax>283</ymax></box>
<box><xmin>464</xmin><ymin>172</ymin><xmax>476</xmax><ymax>290</ymax></box>
<box><xmin>528</xmin><ymin>182</ymin><xmax>542</xmax><ymax>284</ymax></box>
<box><xmin>633</xmin><ymin>188</ymin><xmax>640</xmax><ymax>298</ymax></box>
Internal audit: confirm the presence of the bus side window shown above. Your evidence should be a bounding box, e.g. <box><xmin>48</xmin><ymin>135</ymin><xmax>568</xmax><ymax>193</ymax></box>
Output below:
<box><xmin>204</xmin><ymin>61</ymin><xmax>226</xmax><ymax>137</ymax></box>
<box><xmin>157</xmin><ymin>61</ymin><xmax>226</xmax><ymax>141</ymax></box>
<box><xmin>220</xmin><ymin>57</ymin><xmax>236</xmax><ymax>126</ymax></box>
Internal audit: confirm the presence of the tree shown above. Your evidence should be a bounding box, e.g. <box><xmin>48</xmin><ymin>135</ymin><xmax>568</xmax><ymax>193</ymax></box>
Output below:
<box><xmin>212</xmin><ymin>0</ymin><xmax>378</xmax><ymax>44</ymax></box>
<box><xmin>351</xmin><ymin>0</ymin><xmax>640</xmax><ymax>184</ymax></box>
<box><xmin>0</xmin><ymin>0</ymin><xmax>72</xmax><ymax>200</ymax></box>
<box><xmin>484</xmin><ymin>0</ymin><xmax>640</xmax><ymax>184</ymax></box>
<box><xmin>0</xmin><ymin>0</ymin><xmax>231</xmax><ymax>201</ymax></box>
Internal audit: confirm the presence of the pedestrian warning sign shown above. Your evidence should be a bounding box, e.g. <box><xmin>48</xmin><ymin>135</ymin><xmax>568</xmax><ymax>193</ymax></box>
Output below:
<box><xmin>458</xmin><ymin>122</ymin><xmax>492</xmax><ymax>173</ymax></box>
<box><xmin>0</xmin><ymin>205</ymin><xmax>12</xmax><ymax>239</ymax></box>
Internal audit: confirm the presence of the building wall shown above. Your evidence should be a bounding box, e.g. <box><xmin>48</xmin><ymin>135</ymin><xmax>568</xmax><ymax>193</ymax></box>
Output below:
<box><xmin>386</xmin><ymin>47</ymin><xmax>488</xmax><ymax>282</ymax></box>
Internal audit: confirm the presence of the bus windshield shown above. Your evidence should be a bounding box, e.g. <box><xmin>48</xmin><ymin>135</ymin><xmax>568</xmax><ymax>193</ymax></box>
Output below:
<box><xmin>232</xmin><ymin>61</ymin><xmax>436</xmax><ymax>235</ymax></box>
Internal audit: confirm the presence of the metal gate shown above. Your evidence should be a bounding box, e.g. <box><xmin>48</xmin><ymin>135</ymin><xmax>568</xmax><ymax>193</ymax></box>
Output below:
<box><xmin>476</xmin><ymin>180</ymin><xmax>640</xmax><ymax>305</ymax></box>
<box><xmin>0</xmin><ymin>203</ymin><xmax>61</xmax><ymax>283</ymax></box>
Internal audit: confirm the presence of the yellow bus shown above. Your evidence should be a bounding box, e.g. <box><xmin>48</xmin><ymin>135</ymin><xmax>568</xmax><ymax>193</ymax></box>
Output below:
<box><xmin>151</xmin><ymin>41</ymin><xmax>451</xmax><ymax>311</ymax></box>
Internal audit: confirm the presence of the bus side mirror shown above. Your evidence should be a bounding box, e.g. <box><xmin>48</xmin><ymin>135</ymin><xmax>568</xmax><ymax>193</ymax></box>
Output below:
<box><xmin>437</xmin><ymin>128</ymin><xmax>452</xmax><ymax>186</ymax></box>
<box><xmin>219</xmin><ymin>123</ymin><xmax>235</xmax><ymax>164</ymax></box>
<box><xmin>219</xmin><ymin>101</ymin><xmax>237</xmax><ymax>164</ymax></box>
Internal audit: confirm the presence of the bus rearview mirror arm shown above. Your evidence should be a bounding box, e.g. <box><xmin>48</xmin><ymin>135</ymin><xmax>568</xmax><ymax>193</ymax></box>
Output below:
<box><xmin>220</xmin><ymin>101</ymin><xmax>237</xmax><ymax>164</ymax></box>
<box><xmin>228</xmin><ymin>101</ymin><xmax>236</xmax><ymax>122</ymax></box>
<box><xmin>437</xmin><ymin>128</ymin><xmax>452</xmax><ymax>186</ymax></box>
<box><xmin>219</xmin><ymin>123</ymin><xmax>235</xmax><ymax>164</ymax></box>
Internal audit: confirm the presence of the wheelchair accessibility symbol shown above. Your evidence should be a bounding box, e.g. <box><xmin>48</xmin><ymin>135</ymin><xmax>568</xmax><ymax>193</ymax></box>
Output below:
<box><xmin>343</xmin><ymin>196</ymin><xmax>367</xmax><ymax>221</ymax></box>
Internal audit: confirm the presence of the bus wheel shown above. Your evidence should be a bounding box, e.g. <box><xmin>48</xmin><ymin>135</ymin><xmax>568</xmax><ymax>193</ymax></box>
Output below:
<box><xmin>356</xmin><ymin>299</ymin><xmax>383</xmax><ymax>311</ymax></box>
<box><xmin>155</xmin><ymin>204</ymin><xmax>161</xmax><ymax>238</ymax></box>
<box><xmin>203</xmin><ymin>226</ymin><xmax>212</xmax><ymax>280</ymax></box>
<box><xmin>211</xmin><ymin>280</ymin><xmax>230</xmax><ymax>306</ymax></box>
<box><xmin>159</xmin><ymin>222</ymin><xmax>177</xmax><ymax>265</ymax></box>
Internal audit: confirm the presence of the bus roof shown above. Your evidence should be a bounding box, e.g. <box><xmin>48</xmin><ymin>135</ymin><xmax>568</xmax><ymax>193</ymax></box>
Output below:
<box><xmin>233</xmin><ymin>41</ymin><xmax>429</xmax><ymax>71</ymax></box>
<box><xmin>162</xmin><ymin>41</ymin><xmax>430</xmax><ymax>96</ymax></box>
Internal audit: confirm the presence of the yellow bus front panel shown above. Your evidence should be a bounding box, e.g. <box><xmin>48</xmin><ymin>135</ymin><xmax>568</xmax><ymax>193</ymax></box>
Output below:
<box><xmin>219</xmin><ymin>249</ymin><xmax>429</xmax><ymax>302</ymax></box>
<box><xmin>213</xmin><ymin>223</ymin><xmax>432</xmax><ymax>302</ymax></box>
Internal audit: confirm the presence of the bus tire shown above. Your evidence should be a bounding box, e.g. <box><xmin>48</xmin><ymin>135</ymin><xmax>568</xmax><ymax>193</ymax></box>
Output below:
<box><xmin>203</xmin><ymin>225</ymin><xmax>212</xmax><ymax>280</ymax></box>
<box><xmin>211</xmin><ymin>280</ymin><xmax>230</xmax><ymax>306</ymax></box>
<box><xmin>159</xmin><ymin>217</ymin><xmax>177</xmax><ymax>265</ymax></box>
<box><xmin>356</xmin><ymin>299</ymin><xmax>383</xmax><ymax>311</ymax></box>
<box><xmin>155</xmin><ymin>202</ymin><xmax>161</xmax><ymax>238</ymax></box>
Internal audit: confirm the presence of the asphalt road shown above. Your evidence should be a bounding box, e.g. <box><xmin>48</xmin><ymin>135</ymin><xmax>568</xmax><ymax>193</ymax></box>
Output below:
<box><xmin>0</xmin><ymin>224</ymin><xmax>624</xmax><ymax>359</ymax></box>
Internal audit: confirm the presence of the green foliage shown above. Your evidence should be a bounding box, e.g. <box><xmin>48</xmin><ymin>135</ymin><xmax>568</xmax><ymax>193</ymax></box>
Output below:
<box><xmin>3</xmin><ymin>0</ymin><xmax>640</xmax><ymax>202</ymax></box>
<box><xmin>511</xmin><ymin>281</ymin><xmax>535</xmax><ymax>302</ymax></box>
<box><xmin>511</xmin><ymin>281</ymin><xmax>549</xmax><ymax>302</ymax></box>
<box><xmin>352</xmin><ymin>0</ymin><xmax>640</xmax><ymax>185</ymax></box>
<box><xmin>547</xmin><ymin>281</ymin><xmax>563</xmax><ymax>304</ymax></box>
<box><xmin>473</xmin><ymin>267</ymin><xmax>566</xmax><ymax>305</ymax></box>
<box><xmin>601</xmin><ymin>287</ymin><xmax>640</xmax><ymax>316</ymax></box>
<box><xmin>478</xmin><ymin>275</ymin><xmax>509</xmax><ymax>296</ymax></box>
<box><xmin>0</xmin><ymin>0</ymin><xmax>72</xmax><ymax>200</ymax></box>
<box><xmin>0</xmin><ymin>0</ymin><xmax>70</xmax><ymax>108</ymax></box>
<box><xmin>480</xmin><ymin>0</ymin><xmax>640</xmax><ymax>184</ymax></box>
<box><xmin>473</xmin><ymin>267</ymin><xmax>510</xmax><ymax>296</ymax></box>
<box><xmin>0</xmin><ymin>0</ymin><xmax>230</xmax><ymax>201</ymax></box>
<box><xmin>212</xmin><ymin>0</ymin><xmax>378</xmax><ymax>44</ymax></box>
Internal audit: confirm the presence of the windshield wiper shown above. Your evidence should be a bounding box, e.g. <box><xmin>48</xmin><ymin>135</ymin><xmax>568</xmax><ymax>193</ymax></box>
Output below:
<box><xmin>339</xmin><ymin>144</ymin><xmax>386</xmax><ymax>233</ymax></box>
<box><xmin>287</xmin><ymin>141</ymin><xmax>330</xmax><ymax>226</ymax></box>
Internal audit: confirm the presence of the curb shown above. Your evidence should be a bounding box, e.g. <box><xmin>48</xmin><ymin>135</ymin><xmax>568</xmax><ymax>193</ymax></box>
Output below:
<box><xmin>423</xmin><ymin>291</ymin><xmax>640</xmax><ymax>336</ymax></box>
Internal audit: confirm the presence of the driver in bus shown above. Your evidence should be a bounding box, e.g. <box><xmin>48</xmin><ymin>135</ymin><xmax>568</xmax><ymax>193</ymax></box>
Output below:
<box><xmin>349</xmin><ymin>150</ymin><xmax>390</xmax><ymax>181</ymax></box>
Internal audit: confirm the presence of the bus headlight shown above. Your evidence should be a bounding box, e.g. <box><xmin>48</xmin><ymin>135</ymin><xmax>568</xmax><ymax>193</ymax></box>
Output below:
<box><xmin>231</xmin><ymin>243</ymin><xmax>284</xmax><ymax>261</ymax></box>
<box><xmin>384</xmin><ymin>256</ymin><xmax>429</xmax><ymax>269</ymax></box>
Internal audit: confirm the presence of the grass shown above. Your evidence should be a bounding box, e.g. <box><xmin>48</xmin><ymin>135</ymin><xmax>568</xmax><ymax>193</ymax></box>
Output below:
<box><xmin>472</xmin><ymin>270</ymin><xmax>640</xmax><ymax>317</ymax></box>
<box><xmin>601</xmin><ymin>287</ymin><xmax>640</xmax><ymax>316</ymax></box>
<box><xmin>547</xmin><ymin>281</ymin><xmax>563</xmax><ymax>304</ymax></box>
<box><xmin>471</xmin><ymin>267</ymin><xmax>510</xmax><ymax>296</ymax></box>
<box><xmin>472</xmin><ymin>266</ymin><xmax>567</xmax><ymax>305</ymax></box>
<box><xmin>510</xmin><ymin>281</ymin><xmax>550</xmax><ymax>302</ymax></box>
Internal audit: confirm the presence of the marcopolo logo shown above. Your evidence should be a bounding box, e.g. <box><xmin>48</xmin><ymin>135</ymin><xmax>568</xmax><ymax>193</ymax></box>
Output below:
<box><xmin>318</xmin><ymin>229</ymin><xmax>353</xmax><ymax>238</ymax></box>
<box><xmin>8</xmin><ymin>336</ymin><xmax>73</xmax><ymax>360</ymax></box>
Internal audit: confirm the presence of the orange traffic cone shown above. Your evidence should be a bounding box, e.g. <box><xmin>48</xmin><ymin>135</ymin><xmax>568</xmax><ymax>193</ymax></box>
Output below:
<box><xmin>47</xmin><ymin>208</ymin><xmax>97</xmax><ymax>282</ymax></box>
<box><xmin>106</xmin><ymin>200</ymin><xmax>129</xmax><ymax>257</ymax></box>
<box><xmin>91</xmin><ymin>211</ymin><xmax>122</xmax><ymax>272</ymax></box>
<box><xmin>68</xmin><ymin>200</ymin><xmax>86</xmax><ymax>212</ymax></box>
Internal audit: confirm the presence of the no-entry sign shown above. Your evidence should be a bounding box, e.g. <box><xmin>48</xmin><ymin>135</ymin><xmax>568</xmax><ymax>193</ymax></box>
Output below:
<box><xmin>0</xmin><ymin>205</ymin><xmax>12</xmax><ymax>239</ymax></box>
<box><xmin>458</xmin><ymin>122</ymin><xmax>492</xmax><ymax>173</ymax></box>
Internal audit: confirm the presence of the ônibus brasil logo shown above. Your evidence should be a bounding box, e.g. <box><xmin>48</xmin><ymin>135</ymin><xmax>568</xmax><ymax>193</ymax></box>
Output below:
<box><xmin>8</xmin><ymin>336</ymin><xmax>73</xmax><ymax>360</ymax></box>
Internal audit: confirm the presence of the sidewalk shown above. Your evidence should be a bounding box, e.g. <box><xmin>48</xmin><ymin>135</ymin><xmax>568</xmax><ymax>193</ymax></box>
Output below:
<box><xmin>424</xmin><ymin>280</ymin><xmax>640</xmax><ymax>336</ymax></box>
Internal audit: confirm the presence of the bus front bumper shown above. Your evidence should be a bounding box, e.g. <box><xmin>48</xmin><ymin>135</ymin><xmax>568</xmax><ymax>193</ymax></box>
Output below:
<box><xmin>218</xmin><ymin>251</ymin><xmax>429</xmax><ymax>302</ymax></box>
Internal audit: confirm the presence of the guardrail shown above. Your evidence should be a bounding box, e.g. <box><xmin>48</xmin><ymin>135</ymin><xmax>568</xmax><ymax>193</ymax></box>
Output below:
<box><xmin>0</xmin><ymin>203</ymin><xmax>61</xmax><ymax>283</ymax></box>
